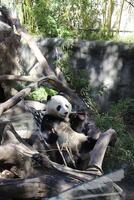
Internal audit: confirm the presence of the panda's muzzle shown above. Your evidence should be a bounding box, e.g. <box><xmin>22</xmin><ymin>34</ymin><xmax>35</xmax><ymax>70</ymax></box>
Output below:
<box><xmin>64</xmin><ymin>112</ymin><xmax>68</xmax><ymax>115</ymax></box>
<box><xmin>59</xmin><ymin>112</ymin><xmax>68</xmax><ymax>118</ymax></box>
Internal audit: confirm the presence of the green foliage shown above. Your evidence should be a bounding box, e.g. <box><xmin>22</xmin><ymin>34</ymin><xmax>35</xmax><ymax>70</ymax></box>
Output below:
<box><xmin>56</xmin><ymin>40</ymin><xmax>104</xmax><ymax>114</ymax></box>
<box><xmin>4</xmin><ymin>0</ymin><xmax>134</xmax><ymax>41</ymax></box>
<box><xmin>27</xmin><ymin>87</ymin><xmax>57</xmax><ymax>101</ymax></box>
<box><xmin>22</xmin><ymin>0</ymin><xmax>35</xmax><ymax>32</ymax></box>
<box><xmin>20</xmin><ymin>0</ymin><xmax>116</xmax><ymax>40</ymax></box>
<box><xmin>32</xmin><ymin>0</ymin><xmax>57</xmax><ymax>36</ymax></box>
<box><xmin>15</xmin><ymin>0</ymin><xmax>134</xmax><ymax>173</ymax></box>
<box><xmin>56</xmin><ymin>42</ymin><xmax>134</xmax><ymax>172</ymax></box>
<box><xmin>56</xmin><ymin>40</ymin><xmax>90</xmax><ymax>92</ymax></box>
<box><xmin>92</xmin><ymin>99</ymin><xmax>134</xmax><ymax>172</ymax></box>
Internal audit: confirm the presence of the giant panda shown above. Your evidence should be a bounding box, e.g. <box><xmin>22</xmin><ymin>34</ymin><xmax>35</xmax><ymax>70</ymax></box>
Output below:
<box><xmin>40</xmin><ymin>94</ymin><xmax>98</xmax><ymax>170</ymax></box>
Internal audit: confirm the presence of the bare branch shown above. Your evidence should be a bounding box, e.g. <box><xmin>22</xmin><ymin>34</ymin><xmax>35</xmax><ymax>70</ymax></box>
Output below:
<box><xmin>0</xmin><ymin>74</ymin><xmax>88</xmax><ymax>116</ymax></box>
<box><xmin>38</xmin><ymin>76</ymin><xmax>87</xmax><ymax>108</ymax></box>
<box><xmin>125</xmin><ymin>0</ymin><xmax>134</xmax><ymax>8</ymax></box>
<box><xmin>0</xmin><ymin>81</ymin><xmax>39</xmax><ymax>116</ymax></box>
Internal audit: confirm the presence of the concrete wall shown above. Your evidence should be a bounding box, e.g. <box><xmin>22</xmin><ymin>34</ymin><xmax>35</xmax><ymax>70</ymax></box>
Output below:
<box><xmin>19</xmin><ymin>38</ymin><xmax>134</xmax><ymax>109</ymax></box>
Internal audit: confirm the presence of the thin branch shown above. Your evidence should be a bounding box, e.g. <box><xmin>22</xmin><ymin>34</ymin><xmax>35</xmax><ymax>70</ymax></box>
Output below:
<box><xmin>0</xmin><ymin>76</ymin><xmax>76</xmax><ymax>116</ymax></box>
<box><xmin>38</xmin><ymin>76</ymin><xmax>87</xmax><ymax>108</ymax></box>
<box><xmin>0</xmin><ymin>77</ymin><xmax>42</xmax><ymax>116</ymax></box>
<box><xmin>38</xmin><ymin>76</ymin><xmax>76</xmax><ymax>99</ymax></box>
<box><xmin>0</xmin><ymin>87</ymin><xmax>32</xmax><ymax>116</ymax></box>
<box><xmin>125</xmin><ymin>0</ymin><xmax>134</xmax><ymax>8</ymax></box>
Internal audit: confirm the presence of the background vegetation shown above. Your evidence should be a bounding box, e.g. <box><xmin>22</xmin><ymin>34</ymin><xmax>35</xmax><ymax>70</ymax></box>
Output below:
<box><xmin>21</xmin><ymin>0</ymin><xmax>134</xmax><ymax>41</ymax></box>
<box><xmin>1</xmin><ymin>0</ymin><xmax>134</xmax><ymax>175</ymax></box>
<box><xmin>2</xmin><ymin>0</ymin><xmax>134</xmax><ymax>41</ymax></box>
<box><xmin>27</xmin><ymin>44</ymin><xmax>134</xmax><ymax>174</ymax></box>
<box><xmin>56</xmin><ymin>45</ymin><xmax>134</xmax><ymax>173</ymax></box>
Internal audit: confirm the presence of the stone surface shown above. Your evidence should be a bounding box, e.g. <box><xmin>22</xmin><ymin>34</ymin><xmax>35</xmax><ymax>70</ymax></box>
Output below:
<box><xmin>1</xmin><ymin>100</ymin><xmax>46</xmax><ymax>139</ymax></box>
<box><xmin>0</xmin><ymin>18</ymin><xmax>20</xmax><ymax>100</ymax></box>
<box><xmin>18</xmin><ymin>38</ymin><xmax>134</xmax><ymax>109</ymax></box>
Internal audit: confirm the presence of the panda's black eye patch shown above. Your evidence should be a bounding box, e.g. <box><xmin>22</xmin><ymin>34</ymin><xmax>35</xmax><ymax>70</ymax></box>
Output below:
<box><xmin>57</xmin><ymin>105</ymin><xmax>61</xmax><ymax>111</ymax></box>
<box><xmin>65</xmin><ymin>105</ymin><xmax>69</xmax><ymax>108</ymax></box>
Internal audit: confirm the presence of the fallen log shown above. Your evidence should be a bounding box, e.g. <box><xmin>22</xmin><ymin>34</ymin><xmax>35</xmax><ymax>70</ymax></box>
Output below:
<box><xmin>48</xmin><ymin>175</ymin><xmax>124</xmax><ymax>200</ymax></box>
<box><xmin>0</xmin><ymin>87</ymin><xmax>31</xmax><ymax>116</ymax></box>
<box><xmin>0</xmin><ymin>121</ymin><xmax>96</xmax><ymax>199</ymax></box>
<box><xmin>0</xmin><ymin>171</ymin><xmax>123</xmax><ymax>199</ymax></box>
<box><xmin>0</xmin><ymin>110</ymin><xmax>121</xmax><ymax>199</ymax></box>
<box><xmin>0</xmin><ymin>173</ymin><xmax>90</xmax><ymax>199</ymax></box>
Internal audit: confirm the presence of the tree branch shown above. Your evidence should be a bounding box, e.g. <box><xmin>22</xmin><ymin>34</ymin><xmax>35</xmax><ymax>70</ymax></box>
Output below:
<box><xmin>0</xmin><ymin>76</ymin><xmax>83</xmax><ymax>116</ymax></box>
<box><xmin>125</xmin><ymin>0</ymin><xmax>134</xmax><ymax>8</ymax></box>
<box><xmin>0</xmin><ymin>80</ymin><xmax>39</xmax><ymax>116</ymax></box>
<box><xmin>38</xmin><ymin>76</ymin><xmax>87</xmax><ymax>108</ymax></box>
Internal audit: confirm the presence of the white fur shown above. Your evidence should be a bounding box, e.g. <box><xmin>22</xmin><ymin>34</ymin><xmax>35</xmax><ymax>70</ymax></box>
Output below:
<box><xmin>54</xmin><ymin>121</ymin><xmax>88</xmax><ymax>156</ymax></box>
<box><xmin>45</xmin><ymin>95</ymin><xmax>87</xmax><ymax>155</ymax></box>
<box><xmin>44</xmin><ymin>95</ymin><xmax>89</xmax><ymax>167</ymax></box>
<box><xmin>46</xmin><ymin>95</ymin><xmax>72</xmax><ymax>119</ymax></box>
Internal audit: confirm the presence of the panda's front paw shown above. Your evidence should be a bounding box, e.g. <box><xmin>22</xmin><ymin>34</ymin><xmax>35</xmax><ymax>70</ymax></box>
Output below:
<box><xmin>46</xmin><ymin>131</ymin><xmax>58</xmax><ymax>144</ymax></box>
<box><xmin>87</xmin><ymin>137</ymin><xmax>98</xmax><ymax>150</ymax></box>
<box><xmin>80</xmin><ymin>137</ymin><xmax>97</xmax><ymax>153</ymax></box>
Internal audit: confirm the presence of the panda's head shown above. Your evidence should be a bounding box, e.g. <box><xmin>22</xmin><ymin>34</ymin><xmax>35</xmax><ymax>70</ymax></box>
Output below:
<box><xmin>46</xmin><ymin>95</ymin><xmax>72</xmax><ymax>119</ymax></box>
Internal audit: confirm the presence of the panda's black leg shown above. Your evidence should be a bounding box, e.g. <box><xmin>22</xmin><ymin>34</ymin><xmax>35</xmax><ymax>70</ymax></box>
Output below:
<box><xmin>88</xmin><ymin>128</ymin><xmax>116</xmax><ymax>171</ymax></box>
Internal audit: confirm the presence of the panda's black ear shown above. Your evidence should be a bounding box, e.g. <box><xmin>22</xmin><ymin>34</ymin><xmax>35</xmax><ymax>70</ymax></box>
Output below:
<box><xmin>47</xmin><ymin>95</ymin><xmax>51</xmax><ymax>102</ymax></box>
<box><xmin>58</xmin><ymin>92</ymin><xmax>65</xmax><ymax>96</ymax></box>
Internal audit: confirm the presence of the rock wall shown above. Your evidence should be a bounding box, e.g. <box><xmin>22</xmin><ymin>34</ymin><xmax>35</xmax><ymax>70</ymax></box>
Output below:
<box><xmin>0</xmin><ymin>18</ymin><xmax>20</xmax><ymax>100</ymax></box>
<box><xmin>19</xmin><ymin>38</ymin><xmax>134</xmax><ymax>109</ymax></box>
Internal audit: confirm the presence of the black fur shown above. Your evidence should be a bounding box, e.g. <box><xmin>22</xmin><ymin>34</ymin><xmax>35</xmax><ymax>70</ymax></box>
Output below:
<box><xmin>41</xmin><ymin>114</ymin><xmax>63</xmax><ymax>144</ymax></box>
<box><xmin>29</xmin><ymin>107</ymin><xmax>44</xmax><ymax>128</ymax></box>
<box><xmin>45</xmin><ymin>131</ymin><xmax>58</xmax><ymax>144</ymax></box>
<box><xmin>79</xmin><ymin>137</ymin><xmax>97</xmax><ymax>153</ymax></box>
<box><xmin>47</xmin><ymin>95</ymin><xmax>52</xmax><ymax>101</ymax></box>
<box><xmin>31</xmin><ymin>107</ymin><xmax>99</xmax><ymax>169</ymax></box>
<box><xmin>41</xmin><ymin>114</ymin><xmax>63</xmax><ymax>132</ymax></box>
<box><xmin>57</xmin><ymin>105</ymin><xmax>61</xmax><ymax>111</ymax></box>
<box><xmin>35</xmin><ymin>112</ymin><xmax>98</xmax><ymax>154</ymax></box>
